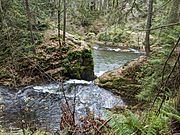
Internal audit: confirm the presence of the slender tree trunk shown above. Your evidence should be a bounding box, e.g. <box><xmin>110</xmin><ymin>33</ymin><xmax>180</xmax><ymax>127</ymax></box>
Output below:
<box><xmin>168</xmin><ymin>0</ymin><xmax>180</xmax><ymax>23</ymax></box>
<box><xmin>99</xmin><ymin>0</ymin><xmax>102</xmax><ymax>10</ymax></box>
<box><xmin>0</xmin><ymin>0</ymin><xmax>3</xmax><ymax>13</ymax></box>
<box><xmin>24</xmin><ymin>0</ymin><xmax>34</xmax><ymax>46</ymax></box>
<box><xmin>0</xmin><ymin>0</ymin><xmax>3</xmax><ymax>27</ymax></box>
<box><xmin>94</xmin><ymin>0</ymin><xmax>96</xmax><ymax>10</ymax></box>
<box><xmin>90</xmin><ymin>0</ymin><xmax>95</xmax><ymax>11</ymax></box>
<box><xmin>144</xmin><ymin>0</ymin><xmax>153</xmax><ymax>56</ymax></box>
<box><xmin>116</xmin><ymin>0</ymin><xmax>118</xmax><ymax>8</ymax></box>
<box><xmin>63</xmin><ymin>0</ymin><xmax>66</xmax><ymax>45</ymax></box>
<box><xmin>112</xmin><ymin>0</ymin><xmax>115</xmax><ymax>8</ymax></box>
<box><xmin>58</xmin><ymin>0</ymin><xmax>62</xmax><ymax>54</ymax></box>
<box><xmin>103</xmin><ymin>0</ymin><xmax>108</xmax><ymax>14</ymax></box>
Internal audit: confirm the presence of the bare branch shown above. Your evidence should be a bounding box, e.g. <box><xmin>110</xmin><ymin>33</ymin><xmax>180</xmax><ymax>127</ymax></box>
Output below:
<box><xmin>138</xmin><ymin>22</ymin><xmax>180</xmax><ymax>31</ymax></box>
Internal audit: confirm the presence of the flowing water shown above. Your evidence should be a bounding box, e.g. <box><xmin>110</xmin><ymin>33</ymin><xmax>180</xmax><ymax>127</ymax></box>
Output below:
<box><xmin>0</xmin><ymin>44</ymin><xmax>141</xmax><ymax>132</ymax></box>
<box><xmin>92</xmin><ymin>44</ymin><xmax>142</xmax><ymax>76</ymax></box>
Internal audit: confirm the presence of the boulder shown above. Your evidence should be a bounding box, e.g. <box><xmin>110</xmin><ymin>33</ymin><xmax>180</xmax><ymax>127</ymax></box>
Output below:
<box><xmin>95</xmin><ymin>56</ymin><xmax>147</xmax><ymax>99</ymax></box>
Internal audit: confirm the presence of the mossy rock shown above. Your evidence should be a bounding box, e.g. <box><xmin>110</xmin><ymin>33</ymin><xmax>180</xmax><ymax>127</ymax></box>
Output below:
<box><xmin>80</xmin><ymin>66</ymin><xmax>96</xmax><ymax>81</ymax></box>
<box><xmin>66</xmin><ymin>66</ymin><xmax>81</xmax><ymax>79</ymax></box>
<box><xmin>82</xmin><ymin>49</ymin><xmax>92</xmax><ymax>58</ymax></box>
<box><xmin>67</xmin><ymin>50</ymin><xmax>82</xmax><ymax>61</ymax></box>
<box><xmin>95</xmin><ymin>56</ymin><xmax>147</xmax><ymax>99</ymax></box>
<box><xmin>0</xmin><ymin>30</ymin><xmax>95</xmax><ymax>87</ymax></box>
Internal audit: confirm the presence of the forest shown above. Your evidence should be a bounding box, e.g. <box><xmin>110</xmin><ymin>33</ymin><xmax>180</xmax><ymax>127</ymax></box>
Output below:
<box><xmin>0</xmin><ymin>0</ymin><xmax>179</xmax><ymax>134</ymax></box>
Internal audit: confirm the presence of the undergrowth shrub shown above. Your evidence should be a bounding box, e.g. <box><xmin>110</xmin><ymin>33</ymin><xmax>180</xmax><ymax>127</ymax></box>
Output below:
<box><xmin>106</xmin><ymin>107</ymin><xmax>170</xmax><ymax>135</ymax></box>
<box><xmin>136</xmin><ymin>44</ymin><xmax>179</xmax><ymax>102</ymax></box>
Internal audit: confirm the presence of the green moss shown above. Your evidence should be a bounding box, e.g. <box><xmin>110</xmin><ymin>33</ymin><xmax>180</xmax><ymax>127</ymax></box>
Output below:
<box><xmin>98</xmin><ymin>32</ymin><xmax>111</xmax><ymax>41</ymax></box>
<box><xmin>61</xmin><ymin>58</ymin><xmax>70</xmax><ymax>65</ymax></box>
<box><xmin>68</xmin><ymin>66</ymin><xmax>81</xmax><ymax>79</ymax></box>
<box><xmin>82</xmin><ymin>49</ymin><xmax>92</xmax><ymax>58</ymax></box>
<box><xmin>45</xmin><ymin>47</ymin><xmax>56</xmax><ymax>54</ymax></box>
<box><xmin>0</xmin><ymin>71</ymin><xmax>11</xmax><ymax>79</ymax></box>
<box><xmin>112</xmin><ymin>77</ymin><xmax>132</xmax><ymax>87</ymax></box>
<box><xmin>67</xmin><ymin>50</ymin><xmax>82</xmax><ymax>60</ymax></box>
<box><xmin>61</xmin><ymin>46</ymin><xmax>70</xmax><ymax>53</ymax></box>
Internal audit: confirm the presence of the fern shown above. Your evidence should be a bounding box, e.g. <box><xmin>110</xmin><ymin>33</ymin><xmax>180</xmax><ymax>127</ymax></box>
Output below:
<box><xmin>106</xmin><ymin>108</ymin><xmax>170</xmax><ymax>135</ymax></box>
<box><xmin>162</xmin><ymin>100</ymin><xmax>180</xmax><ymax>122</ymax></box>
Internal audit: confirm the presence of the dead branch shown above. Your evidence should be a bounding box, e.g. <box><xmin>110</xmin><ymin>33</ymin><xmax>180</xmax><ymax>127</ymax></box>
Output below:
<box><xmin>162</xmin><ymin>37</ymin><xmax>180</xmax><ymax>83</ymax></box>
<box><xmin>150</xmin><ymin>37</ymin><xmax>180</xmax><ymax>112</ymax></box>
<box><xmin>97</xmin><ymin>116</ymin><xmax>113</xmax><ymax>132</ymax></box>
<box><xmin>138</xmin><ymin>22</ymin><xmax>180</xmax><ymax>31</ymax></box>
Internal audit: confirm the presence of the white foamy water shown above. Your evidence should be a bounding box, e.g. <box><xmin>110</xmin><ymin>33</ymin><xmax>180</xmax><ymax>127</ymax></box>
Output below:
<box><xmin>65</xmin><ymin>79</ymin><xmax>91</xmax><ymax>84</ymax></box>
<box><xmin>107</xmin><ymin>47</ymin><xmax>121</xmax><ymax>52</ymax></box>
<box><xmin>95</xmin><ymin>71</ymin><xmax>106</xmax><ymax>77</ymax></box>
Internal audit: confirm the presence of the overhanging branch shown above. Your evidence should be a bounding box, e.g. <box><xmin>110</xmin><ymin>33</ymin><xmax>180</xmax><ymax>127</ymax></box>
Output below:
<box><xmin>138</xmin><ymin>22</ymin><xmax>180</xmax><ymax>31</ymax></box>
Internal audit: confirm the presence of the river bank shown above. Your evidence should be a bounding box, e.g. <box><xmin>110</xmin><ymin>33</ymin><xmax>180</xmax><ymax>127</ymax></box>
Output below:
<box><xmin>0</xmin><ymin>29</ymin><xmax>95</xmax><ymax>88</ymax></box>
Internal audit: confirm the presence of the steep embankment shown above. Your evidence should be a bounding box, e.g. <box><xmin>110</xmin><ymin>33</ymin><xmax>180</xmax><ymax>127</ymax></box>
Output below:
<box><xmin>0</xmin><ymin>29</ymin><xmax>95</xmax><ymax>87</ymax></box>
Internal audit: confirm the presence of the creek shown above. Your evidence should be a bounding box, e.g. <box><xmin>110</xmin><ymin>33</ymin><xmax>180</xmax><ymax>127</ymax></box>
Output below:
<box><xmin>93</xmin><ymin>44</ymin><xmax>142</xmax><ymax>76</ymax></box>
<box><xmin>0</xmin><ymin>44</ymin><xmax>141</xmax><ymax>132</ymax></box>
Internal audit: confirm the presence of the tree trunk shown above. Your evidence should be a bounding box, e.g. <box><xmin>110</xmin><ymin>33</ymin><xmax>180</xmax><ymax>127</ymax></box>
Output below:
<box><xmin>116</xmin><ymin>0</ymin><xmax>118</xmax><ymax>8</ymax></box>
<box><xmin>144</xmin><ymin>0</ymin><xmax>153</xmax><ymax>56</ymax></box>
<box><xmin>24</xmin><ymin>0</ymin><xmax>35</xmax><ymax>52</ymax></box>
<box><xmin>93</xmin><ymin>0</ymin><xmax>96</xmax><ymax>10</ymax></box>
<box><xmin>168</xmin><ymin>0</ymin><xmax>180</xmax><ymax>23</ymax></box>
<box><xmin>0</xmin><ymin>0</ymin><xmax>3</xmax><ymax>26</ymax></box>
<box><xmin>0</xmin><ymin>0</ymin><xmax>3</xmax><ymax>13</ymax></box>
<box><xmin>112</xmin><ymin>0</ymin><xmax>115</xmax><ymax>8</ymax></box>
<box><xmin>99</xmin><ymin>0</ymin><xmax>102</xmax><ymax>10</ymax></box>
<box><xmin>103</xmin><ymin>0</ymin><xmax>108</xmax><ymax>14</ymax></box>
<box><xmin>58</xmin><ymin>0</ymin><xmax>61</xmax><ymax>54</ymax></box>
<box><xmin>63</xmin><ymin>0</ymin><xmax>66</xmax><ymax>45</ymax></box>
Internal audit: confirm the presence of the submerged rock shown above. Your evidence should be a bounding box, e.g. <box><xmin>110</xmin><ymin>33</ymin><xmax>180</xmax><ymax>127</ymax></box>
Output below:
<box><xmin>0</xmin><ymin>30</ymin><xmax>95</xmax><ymax>87</ymax></box>
<box><xmin>95</xmin><ymin>56</ymin><xmax>147</xmax><ymax>99</ymax></box>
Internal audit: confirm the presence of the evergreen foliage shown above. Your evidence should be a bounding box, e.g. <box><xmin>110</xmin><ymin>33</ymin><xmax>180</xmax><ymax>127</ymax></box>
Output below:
<box><xmin>106</xmin><ymin>108</ymin><xmax>169</xmax><ymax>135</ymax></box>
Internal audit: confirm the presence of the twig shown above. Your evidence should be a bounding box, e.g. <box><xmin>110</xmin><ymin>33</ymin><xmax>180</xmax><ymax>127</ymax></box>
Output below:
<box><xmin>137</xmin><ymin>22</ymin><xmax>180</xmax><ymax>31</ymax></box>
<box><xmin>162</xmin><ymin>37</ymin><xmax>180</xmax><ymax>83</ymax></box>
<box><xmin>61</xmin><ymin>83</ymin><xmax>73</xmax><ymax>117</ymax></box>
<box><xmin>165</xmin><ymin>52</ymin><xmax>180</xmax><ymax>84</ymax></box>
<box><xmin>150</xmin><ymin>37</ymin><xmax>180</xmax><ymax>111</ymax></box>
<box><xmin>96</xmin><ymin>115</ymin><xmax>113</xmax><ymax>134</ymax></box>
<box><xmin>72</xmin><ymin>85</ymin><xmax>77</xmax><ymax>124</ymax></box>
<box><xmin>152</xmin><ymin>0</ymin><xmax>172</xmax><ymax>14</ymax></box>
<box><xmin>157</xmin><ymin>52</ymin><xmax>180</xmax><ymax>114</ymax></box>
